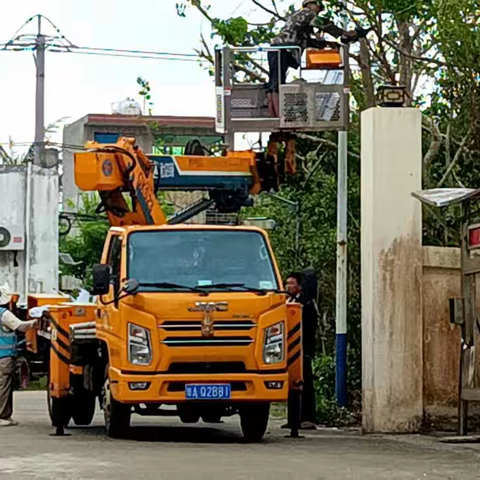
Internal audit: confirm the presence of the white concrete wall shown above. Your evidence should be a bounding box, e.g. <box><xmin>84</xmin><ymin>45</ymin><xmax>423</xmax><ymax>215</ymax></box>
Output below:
<box><xmin>29</xmin><ymin>166</ymin><xmax>59</xmax><ymax>294</ymax></box>
<box><xmin>0</xmin><ymin>166</ymin><xmax>26</xmax><ymax>294</ymax></box>
<box><xmin>0</xmin><ymin>165</ymin><xmax>59</xmax><ymax>300</ymax></box>
<box><xmin>63</xmin><ymin>117</ymin><xmax>87</xmax><ymax>211</ymax></box>
<box><xmin>361</xmin><ymin>108</ymin><xmax>423</xmax><ymax>432</ymax></box>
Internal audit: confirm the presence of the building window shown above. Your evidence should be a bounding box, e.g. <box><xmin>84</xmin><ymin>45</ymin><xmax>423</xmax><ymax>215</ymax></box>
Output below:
<box><xmin>94</xmin><ymin>133</ymin><xmax>120</xmax><ymax>144</ymax></box>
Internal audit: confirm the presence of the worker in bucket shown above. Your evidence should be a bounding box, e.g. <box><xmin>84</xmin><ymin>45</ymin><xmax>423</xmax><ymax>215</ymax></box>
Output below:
<box><xmin>266</xmin><ymin>0</ymin><xmax>366</xmax><ymax>117</ymax></box>
<box><xmin>264</xmin><ymin>0</ymin><xmax>366</xmax><ymax>177</ymax></box>
<box><xmin>0</xmin><ymin>285</ymin><xmax>37</xmax><ymax>427</ymax></box>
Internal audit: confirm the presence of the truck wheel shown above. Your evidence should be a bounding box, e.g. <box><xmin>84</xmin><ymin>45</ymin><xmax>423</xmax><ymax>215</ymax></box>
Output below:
<box><xmin>178</xmin><ymin>405</ymin><xmax>200</xmax><ymax>424</ymax></box>
<box><xmin>72</xmin><ymin>394</ymin><xmax>96</xmax><ymax>426</ymax></box>
<box><xmin>47</xmin><ymin>387</ymin><xmax>71</xmax><ymax>428</ymax></box>
<box><xmin>201</xmin><ymin>413</ymin><xmax>222</xmax><ymax>424</ymax></box>
<box><xmin>240</xmin><ymin>403</ymin><xmax>270</xmax><ymax>442</ymax></box>
<box><xmin>102</xmin><ymin>373</ymin><xmax>131</xmax><ymax>438</ymax></box>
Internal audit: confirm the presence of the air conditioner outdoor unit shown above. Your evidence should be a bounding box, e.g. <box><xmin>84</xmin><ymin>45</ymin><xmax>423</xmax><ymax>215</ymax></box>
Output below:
<box><xmin>0</xmin><ymin>226</ymin><xmax>25</xmax><ymax>251</ymax></box>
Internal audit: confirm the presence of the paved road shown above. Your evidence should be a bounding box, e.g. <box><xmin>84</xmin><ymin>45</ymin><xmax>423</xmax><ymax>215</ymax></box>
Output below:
<box><xmin>2</xmin><ymin>392</ymin><xmax>480</xmax><ymax>479</ymax></box>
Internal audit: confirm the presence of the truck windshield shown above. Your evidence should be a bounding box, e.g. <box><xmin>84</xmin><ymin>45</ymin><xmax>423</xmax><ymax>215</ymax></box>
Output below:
<box><xmin>128</xmin><ymin>230</ymin><xmax>279</xmax><ymax>292</ymax></box>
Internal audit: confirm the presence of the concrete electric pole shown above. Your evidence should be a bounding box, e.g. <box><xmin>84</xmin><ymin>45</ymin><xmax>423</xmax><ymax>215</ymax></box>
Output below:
<box><xmin>34</xmin><ymin>15</ymin><xmax>46</xmax><ymax>166</ymax></box>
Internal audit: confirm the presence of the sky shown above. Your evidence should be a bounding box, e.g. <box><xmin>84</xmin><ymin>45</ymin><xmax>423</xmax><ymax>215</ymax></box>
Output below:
<box><xmin>0</xmin><ymin>0</ymin><xmax>300</xmax><ymax>152</ymax></box>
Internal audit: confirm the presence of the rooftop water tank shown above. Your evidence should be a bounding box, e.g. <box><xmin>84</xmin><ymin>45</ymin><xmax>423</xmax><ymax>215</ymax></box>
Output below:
<box><xmin>111</xmin><ymin>98</ymin><xmax>142</xmax><ymax>116</ymax></box>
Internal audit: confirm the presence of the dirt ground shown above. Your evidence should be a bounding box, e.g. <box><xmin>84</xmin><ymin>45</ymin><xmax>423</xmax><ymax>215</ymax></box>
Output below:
<box><xmin>1</xmin><ymin>391</ymin><xmax>480</xmax><ymax>480</ymax></box>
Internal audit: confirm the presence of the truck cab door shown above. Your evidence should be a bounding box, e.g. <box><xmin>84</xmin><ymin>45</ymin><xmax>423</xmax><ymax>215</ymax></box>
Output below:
<box><xmin>98</xmin><ymin>234</ymin><xmax>123</xmax><ymax>333</ymax></box>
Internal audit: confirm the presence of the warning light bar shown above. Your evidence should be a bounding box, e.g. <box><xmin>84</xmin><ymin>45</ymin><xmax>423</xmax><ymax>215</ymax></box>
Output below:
<box><xmin>468</xmin><ymin>224</ymin><xmax>480</xmax><ymax>250</ymax></box>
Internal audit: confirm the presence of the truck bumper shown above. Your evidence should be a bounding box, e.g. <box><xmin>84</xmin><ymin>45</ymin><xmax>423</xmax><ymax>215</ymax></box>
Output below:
<box><xmin>109</xmin><ymin>367</ymin><xmax>289</xmax><ymax>403</ymax></box>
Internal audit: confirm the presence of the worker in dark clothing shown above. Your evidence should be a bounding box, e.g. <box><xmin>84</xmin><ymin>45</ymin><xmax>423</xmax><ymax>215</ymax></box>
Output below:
<box><xmin>264</xmin><ymin>0</ymin><xmax>366</xmax><ymax>179</ymax></box>
<box><xmin>266</xmin><ymin>0</ymin><xmax>364</xmax><ymax>117</ymax></box>
<box><xmin>284</xmin><ymin>272</ymin><xmax>319</xmax><ymax>430</ymax></box>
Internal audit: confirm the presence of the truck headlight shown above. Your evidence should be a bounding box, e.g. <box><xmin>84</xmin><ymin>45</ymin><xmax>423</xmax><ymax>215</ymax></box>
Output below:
<box><xmin>128</xmin><ymin>323</ymin><xmax>152</xmax><ymax>366</ymax></box>
<box><xmin>263</xmin><ymin>322</ymin><xmax>285</xmax><ymax>364</ymax></box>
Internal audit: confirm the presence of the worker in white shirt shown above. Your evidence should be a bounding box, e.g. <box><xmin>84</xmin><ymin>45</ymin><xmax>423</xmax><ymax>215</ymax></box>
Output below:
<box><xmin>0</xmin><ymin>285</ymin><xmax>37</xmax><ymax>427</ymax></box>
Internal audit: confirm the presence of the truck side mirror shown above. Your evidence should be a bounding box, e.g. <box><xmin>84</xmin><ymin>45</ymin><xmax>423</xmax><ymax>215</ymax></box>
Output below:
<box><xmin>123</xmin><ymin>279</ymin><xmax>139</xmax><ymax>295</ymax></box>
<box><xmin>92</xmin><ymin>264</ymin><xmax>111</xmax><ymax>296</ymax></box>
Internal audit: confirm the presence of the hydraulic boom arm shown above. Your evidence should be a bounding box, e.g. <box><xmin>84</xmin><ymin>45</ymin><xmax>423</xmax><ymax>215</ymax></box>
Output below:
<box><xmin>75</xmin><ymin>138</ymin><xmax>166</xmax><ymax>227</ymax></box>
<box><xmin>74</xmin><ymin>137</ymin><xmax>261</xmax><ymax>227</ymax></box>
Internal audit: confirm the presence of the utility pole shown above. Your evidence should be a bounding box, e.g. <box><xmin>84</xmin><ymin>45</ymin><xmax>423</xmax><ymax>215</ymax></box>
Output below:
<box><xmin>34</xmin><ymin>15</ymin><xmax>45</xmax><ymax>166</ymax></box>
<box><xmin>335</xmin><ymin>0</ymin><xmax>349</xmax><ymax>408</ymax></box>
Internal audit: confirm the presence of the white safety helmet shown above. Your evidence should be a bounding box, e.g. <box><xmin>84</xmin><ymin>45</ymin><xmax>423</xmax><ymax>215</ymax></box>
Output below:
<box><xmin>0</xmin><ymin>284</ymin><xmax>12</xmax><ymax>306</ymax></box>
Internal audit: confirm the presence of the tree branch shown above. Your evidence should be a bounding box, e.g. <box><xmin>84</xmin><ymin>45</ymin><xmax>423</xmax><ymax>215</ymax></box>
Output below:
<box><xmin>445</xmin><ymin>123</ymin><xmax>451</xmax><ymax>168</ymax></box>
<box><xmin>0</xmin><ymin>145</ymin><xmax>10</xmax><ymax>164</ymax></box>
<box><xmin>271</xmin><ymin>0</ymin><xmax>280</xmax><ymax>16</ymax></box>
<box><xmin>297</xmin><ymin>133</ymin><xmax>360</xmax><ymax>159</ymax></box>
<box><xmin>423</xmin><ymin>118</ymin><xmax>442</xmax><ymax>182</ymax></box>
<box><xmin>195</xmin><ymin>48</ymin><xmax>266</xmax><ymax>83</ymax></box>
<box><xmin>452</xmin><ymin>169</ymin><xmax>466</xmax><ymax>188</ymax></box>
<box><xmin>193</xmin><ymin>3</ymin><xmax>269</xmax><ymax>78</ymax></box>
<box><xmin>191</xmin><ymin>0</ymin><xmax>215</xmax><ymax>24</ymax></box>
<box><xmin>200</xmin><ymin>34</ymin><xmax>212</xmax><ymax>60</ymax></box>
<box><xmin>411</xmin><ymin>73</ymin><xmax>421</xmax><ymax>96</ymax></box>
<box><xmin>237</xmin><ymin>52</ymin><xmax>269</xmax><ymax>76</ymax></box>
<box><xmin>381</xmin><ymin>35</ymin><xmax>447</xmax><ymax>66</ymax></box>
<box><xmin>366</xmin><ymin>42</ymin><xmax>396</xmax><ymax>84</ymax></box>
<box><xmin>358</xmin><ymin>38</ymin><xmax>376</xmax><ymax>108</ymax></box>
<box><xmin>304</xmin><ymin>151</ymin><xmax>329</xmax><ymax>188</ymax></box>
<box><xmin>436</xmin><ymin>130</ymin><xmax>471</xmax><ymax>188</ymax></box>
<box><xmin>397</xmin><ymin>20</ymin><xmax>413</xmax><ymax>104</ymax></box>
<box><xmin>233</xmin><ymin>63</ymin><xmax>265</xmax><ymax>83</ymax></box>
<box><xmin>251</xmin><ymin>0</ymin><xmax>284</xmax><ymax>20</ymax></box>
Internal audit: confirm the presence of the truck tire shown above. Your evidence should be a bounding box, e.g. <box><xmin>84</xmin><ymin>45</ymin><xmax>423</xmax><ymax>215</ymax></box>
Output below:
<box><xmin>201</xmin><ymin>413</ymin><xmax>222</xmax><ymax>424</ymax></box>
<box><xmin>47</xmin><ymin>387</ymin><xmax>71</xmax><ymax>428</ymax></box>
<box><xmin>102</xmin><ymin>371</ymin><xmax>131</xmax><ymax>438</ymax></box>
<box><xmin>240</xmin><ymin>403</ymin><xmax>270</xmax><ymax>442</ymax></box>
<box><xmin>72</xmin><ymin>394</ymin><xmax>96</xmax><ymax>426</ymax></box>
<box><xmin>178</xmin><ymin>405</ymin><xmax>200</xmax><ymax>424</ymax></box>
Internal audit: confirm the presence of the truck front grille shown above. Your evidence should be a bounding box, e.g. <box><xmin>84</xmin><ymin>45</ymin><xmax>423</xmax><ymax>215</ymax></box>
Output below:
<box><xmin>161</xmin><ymin>336</ymin><xmax>254</xmax><ymax>347</ymax></box>
<box><xmin>159</xmin><ymin>320</ymin><xmax>256</xmax><ymax>332</ymax></box>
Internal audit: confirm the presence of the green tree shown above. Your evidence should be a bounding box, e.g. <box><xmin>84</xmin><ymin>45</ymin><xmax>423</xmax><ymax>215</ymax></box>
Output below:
<box><xmin>0</xmin><ymin>137</ymin><xmax>32</xmax><ymax>165</ymax></box>
<box><xmin>175</xmin><ymin>0</ymin><xmax>480</xmax><ymax>418</ymax></box>
<box><xmin>60</xmin><ymin>194</ymin><xmax>109</xmax><ymax>289</ymax></box>
<box><xmin>137</xmin><ymin>77</ymin><xmax>154</xmax><ymax>115</ymax></box>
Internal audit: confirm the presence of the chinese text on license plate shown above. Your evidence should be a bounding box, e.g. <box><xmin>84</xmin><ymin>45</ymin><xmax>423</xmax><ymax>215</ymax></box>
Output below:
<box><xmin>185</xmin><ymin>384</ymin><xmax>231</xmax><ymax>400</ymax></box>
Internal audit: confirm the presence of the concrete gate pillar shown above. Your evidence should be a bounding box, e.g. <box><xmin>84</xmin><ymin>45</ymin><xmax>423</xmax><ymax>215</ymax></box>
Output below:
<box><xmin>361</xmin><ymin>108</ymin><xmax>423</xmax><ymax>432</ymax></box>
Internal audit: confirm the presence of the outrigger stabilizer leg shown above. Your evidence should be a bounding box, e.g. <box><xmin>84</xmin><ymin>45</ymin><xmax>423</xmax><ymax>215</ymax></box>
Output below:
<box><xmin>287</xmin><ymin>388</ymin><xmax>303</xmax><ymax>439</ymax></box>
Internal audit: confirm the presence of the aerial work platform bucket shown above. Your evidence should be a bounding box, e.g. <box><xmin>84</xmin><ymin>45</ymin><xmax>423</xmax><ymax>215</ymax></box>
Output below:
<box><xmin>214</xmin><ymin>45</ymin><xmax>349</xmax><ymax>149</ymax></box>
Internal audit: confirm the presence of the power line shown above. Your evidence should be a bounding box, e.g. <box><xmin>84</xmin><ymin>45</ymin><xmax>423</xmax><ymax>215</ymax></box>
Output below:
<box><xmin>72</xmin><ymin>45</ymin><xmax>199</xmax><ymax>58</ymax></box>
<box><xmin>0</xmin><ymin>14</ymin><xmax>202</xmax><ymax>62</ymax></box>
<box><xmin>39</xmin><ymin>14</ymin><xmax>75</xmax><ymax>48</ymax></box>
<box><xmin>50</xmin><ymin>49</ymin><xmax>200</xmax><ymax>63</ymax></box>
<box><xmin>1</xmin><ymin>14</ymin><xmax>37</xmax><ymax>49</ymax></box>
